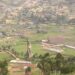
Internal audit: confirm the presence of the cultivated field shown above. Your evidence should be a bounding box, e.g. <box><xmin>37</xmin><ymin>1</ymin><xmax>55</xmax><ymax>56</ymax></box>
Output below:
<box><xmin>0</xmin><ymin>25</ymin><xmax>75</xmax><ymax>61</ymax></box>
<box><xmin>0</xmin><ymin>25</ymin><xmax>75</xmax><ymax>75</ymax></box>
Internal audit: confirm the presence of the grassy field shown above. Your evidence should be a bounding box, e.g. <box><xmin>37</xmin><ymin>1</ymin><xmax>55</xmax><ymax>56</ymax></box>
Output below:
<box><xmin>0</xmin><ymin>25</ymin><xmax>75</xmax><ymax>61</ymax></box>
<box><xmin>13</xmin><ymin>25</ymin><xmax>75</xmax><ymax>57</ymax></box>
<box><xmin>0</xmin><ymin>25</ymin><xmax>75</xmax><ymax>75</ymax></box>
<box><xmin>0</xmin><ymin>52</ymin><xmax>13</xmax><ymax>61</ymax></box>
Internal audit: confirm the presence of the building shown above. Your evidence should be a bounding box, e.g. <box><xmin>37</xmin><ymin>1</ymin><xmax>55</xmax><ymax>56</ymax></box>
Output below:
<box><xmin>42</xmin><ymin>37</ymin><xmax>64</xmax><ymax>53</ymax></box>
<box><xmin>8</xmin><ymin>59</ymin><xmax>35</xmax><ymax>72</ymax></box>
<box><xmin>47</xmin><ymin>36</ymin><xmax>65</xmax><ymax>45</ymax></box>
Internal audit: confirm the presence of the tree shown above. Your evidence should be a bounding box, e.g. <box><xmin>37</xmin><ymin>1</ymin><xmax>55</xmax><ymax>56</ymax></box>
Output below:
<box><xmin>25</xmin><ymin>67</ymin><xmax>32</xmax><ymax>75</ymax></box>
<box><xmin>55</xmin><ymin>53</ymin><xmax>64</xmax><ymax>74</ymax></box>
<box><xmin>37</xmin><ymin>53</ymin><xmax>52</xmax><ymax>75</ymax></box>
<box><xmin>25</xmin><ymin>38</ymin><xmax>33</xmax><ymax>60</ymax></box>
<box><xmin>0</xmin><ymin>60</ymin><xmax>8</xmax><ymax>75</ymax></box>
<box><xmin>61</xmin><ymin>57</ymin><xmax>75</xmax><ymax>74</ymax></box>
<box><xmin>37</xmin><ymin>53</ymin><xmax>75</xmax><ymax>75</ymax></box>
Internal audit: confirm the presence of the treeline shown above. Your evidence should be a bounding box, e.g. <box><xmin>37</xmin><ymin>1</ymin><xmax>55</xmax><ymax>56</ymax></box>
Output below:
<box><xmin>32</xmin><ymin>53</ymin><xmax>75</xmax><ymax>75</ymax></box>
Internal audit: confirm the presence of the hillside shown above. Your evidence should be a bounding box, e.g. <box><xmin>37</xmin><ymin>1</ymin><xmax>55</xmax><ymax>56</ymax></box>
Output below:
<box><xmin>0</xmin><ymin>1</ymin><xmax>75</xmax><ymax>75</ymax></box>
<box><xmin>0</xmin><ymin>0</ymin><xmax>75</xmax><ymax>36</ymax></box>
<box><xmin>0</xmin><ymin>0</ymin><xmax>75</xmax><ymax>23</ymax></box>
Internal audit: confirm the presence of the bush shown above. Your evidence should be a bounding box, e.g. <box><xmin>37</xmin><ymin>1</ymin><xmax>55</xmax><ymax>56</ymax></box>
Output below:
<box><xmin>0</xmin><ymin>61</ymin><xmax>8</xmax><ymax>75</ymax></box>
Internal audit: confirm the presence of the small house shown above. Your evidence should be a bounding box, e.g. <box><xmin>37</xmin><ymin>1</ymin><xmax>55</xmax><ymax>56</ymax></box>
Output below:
<box><xmin>9</xmin><ymin>59</ymin><xmax>35</xmax><ymax>72</ymax></box>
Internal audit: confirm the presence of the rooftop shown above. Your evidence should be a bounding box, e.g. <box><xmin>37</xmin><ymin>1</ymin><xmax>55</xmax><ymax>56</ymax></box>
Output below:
<box><xmin>10</xmin><ymin>60</ymin><xmax>31</xmax><ymax>64</ymax></box>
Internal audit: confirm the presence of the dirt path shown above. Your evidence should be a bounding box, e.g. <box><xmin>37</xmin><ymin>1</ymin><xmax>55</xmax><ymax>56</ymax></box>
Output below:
<box><xmin>65</xmin><ymin>45</ymin><xmax>75</xmax><ymax>49</ymax></box>
<box><xmin>5</xmin><ymin>50</ymin><xmax>17</xmax><ymax>59</ymax></box>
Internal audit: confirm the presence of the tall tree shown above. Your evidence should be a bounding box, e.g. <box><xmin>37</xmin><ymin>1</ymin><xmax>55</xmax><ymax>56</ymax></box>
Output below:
<box><xmin>55</xmin><ymin>53</ymin><xmax>64</xmax><ymax>74</ymax></box>
<box><xmin>37</xmin><ymin>53</ymin><xmax>52</xmax><ymax>75</ymax></box>
<box><xmin>25</xmin><ymin>38</ymin><xmax>33</xmax><ymax>60</ymax></box>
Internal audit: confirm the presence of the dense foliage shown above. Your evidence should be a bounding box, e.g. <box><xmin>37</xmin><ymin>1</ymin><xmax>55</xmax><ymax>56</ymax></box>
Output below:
<box><xmin>36</xmin><ymin>53</ymin><xmax>75</xmax><ymax>75</ymax></box>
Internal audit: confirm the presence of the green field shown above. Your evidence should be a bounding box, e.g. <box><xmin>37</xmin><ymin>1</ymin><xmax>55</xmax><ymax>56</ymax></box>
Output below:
<box><xmin>0</xmin><ymin>25</ymin><xmax>75</xmax><ymax>75</ymax></box>
<box><xmin>0</xmin><ymin>25</ymin><xmax>75</xmax><ymax>61</ymax></box>
<box><xmin>0</xmin><ymin>52</ymin><xmax>12</xmax><ymax>61</ymax></box>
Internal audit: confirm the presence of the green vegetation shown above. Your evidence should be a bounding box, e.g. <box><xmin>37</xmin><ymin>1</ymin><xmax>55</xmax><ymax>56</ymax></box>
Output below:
<box><xmin>0</xmin><ymin>52</ymin><xmax>12</xmax><ymax>61</ymax></box>
<box><xmin>0</xmin><ymin>60</ymin><xmax>8</xmax><ymax>75</ymax></box>
<box><xmin>0</xmin><ymin>25</ymin><xmax>75</xmax><ymax>61</ymax></box>
<box><xmin>37</xmin><ymin>53</ymin><xmax>75</xmax><ymax>75</ymax></box>
<box><xmin>0</xmin><ymin>0</ymin><xmax>75</xmax><ymax>75</ymax></box>
<box><xmin>0</xmin><ymin>25</ymin><xmax>75</xmax><ymax>75</ymax></box>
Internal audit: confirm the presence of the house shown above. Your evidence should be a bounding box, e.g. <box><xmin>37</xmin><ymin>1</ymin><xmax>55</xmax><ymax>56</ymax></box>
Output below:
<box><xmin>47</xmin><ymin>36</ymin><xmax>65</xmax><ymax>45</ymax></box>
<box><xmin>42</xmin><ymin>37</ymin><xmax>64</xmax><ymax>53</ymax></box>
<box><xmin>42</xmin><ymin>40</ymin><xmax>63</xmax><ymax>53</ymax></box>
<box><xmin>8</xmin><ymin>59</ymin><xmax>35</xmax><ymax>72</ymax></box>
